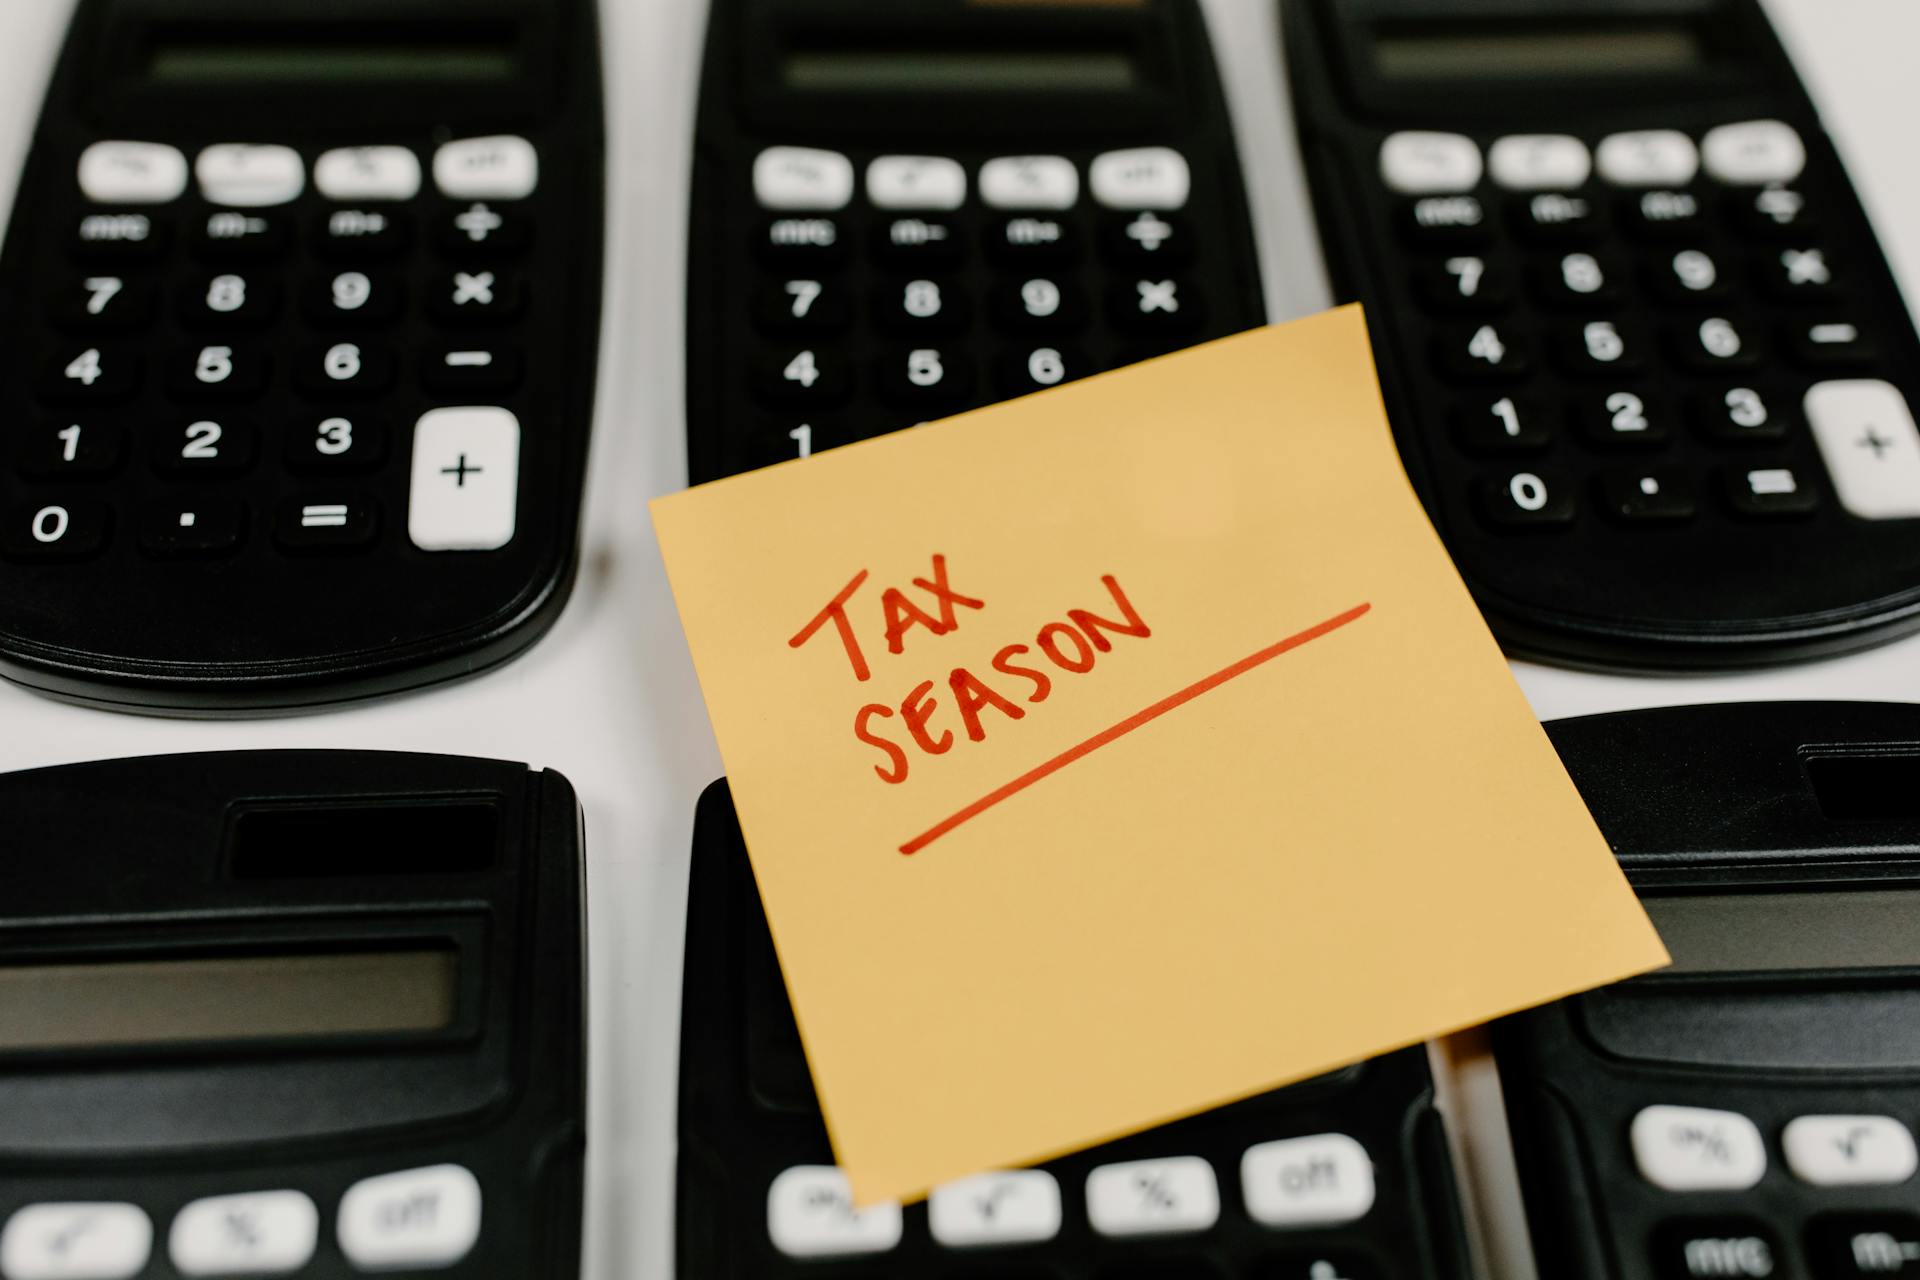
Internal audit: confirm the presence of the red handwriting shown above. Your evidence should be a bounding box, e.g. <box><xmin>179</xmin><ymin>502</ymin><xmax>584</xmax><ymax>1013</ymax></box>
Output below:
<box><xmin>788</xmin><ymin>555</ymin><xmax>984</xmax><ymax>682</ymax></box>
<box><xmin>897</xmin><ymin>602</ymin><xmax>1372</xmax><ymax>855</ymax></box>
<box><xmin>852</xmin><ymin>574</ymin><xmax>1151</xmax><ymax>785</ymax></box>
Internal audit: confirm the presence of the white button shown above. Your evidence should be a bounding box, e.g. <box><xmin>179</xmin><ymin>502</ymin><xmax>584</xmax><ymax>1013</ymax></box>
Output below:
<box><xmin>1596</xmin><ymin>130</ymin><xmax>1700</xmax><ymax>186</ymax></box>
<box><xmin>1783</xmin><ymin>1115</ymin><xmax>1919</xmax><ymax>1186</ymax></box>
<box><xmin>1807</xmin><ymin>380</ymin><xmax>1920</xmax><ymax>520</ymax></box>
<box><xmin>1241</xmin><ymin>1134</ymin><xmax>1375</xmax><ymax>1227</ymax></box>
<box><xmin>928</xmin><ymin>1171</ymin><xmax>1061</xmax><ymax>1248</ymax></box>
<box><xmin>314</xmin><ymin>147</ymin><xmax>422</xmax><ymax>201</ymax></box>
<box><xmin>1631</xmin><ymin>1105</ymin><xmax>1767</xmax><ymax>1191</ymax></box>
<box><xmin>866</xmin><ymin>156</ymin><xmax>966</xmax><ymax>210</ymax></box>
<box><xmin>1702</xmin><ymin>120</ymin><xmax>1806</xmax><ymax>185</ymax></box>
<box><xmin>980</xmin><ymin>156</ymin><xmax>1079</xmax><ymax>210</ymax></box>
<box><xmin>1379</xmin><ymin>132</ymin><xmax>1482</xmax><ymax>195</ymax></box>
<box><xmin>168</xmin><ymin>1191</ymin><xmax>317</xmax><ymax>1276</ymax></box>
<box><xmin>335</xmin><ymin>1164</ymin><xmax>482</xmax><ymax>1271</ymax></box>
<box><xmin>433</xmin><ymin>136</ymin><xmax>538</xmax><ymax>200</ymax></box>
<box><xmin>77</xmin><ymin>141</ymin><xmax>188</xmax><ymax>204</ymax></box>
<box><xmin>1488</xmin><ymin>134</ymin><xmax>1590</xmax><ymax>190</ymax></box>
<box><xmin>1090</xmin><ymin>147</ymin><xmax>1191</xmax><ymax>210</ymax></box>
<box><xmin>0</xmin><ymin>1204</ymin><xmax>151</xmax><ymax>1280</ymax></box>
<box><xmin>409</xmin><ymin>407</ymin><xmax>520</xmax><ymax>552</ymax></box>
<box><xmin>752</xmin><ymin>146</ymin><xmax>855</xmax><ymax>211</ymax></box>
<box><xmin>1085</xmin><ymin>1156</ymin><xmax>1220</xmax><ymax>1237</ymax></box>
<box><xmin>766</xmin><ymin>1167</ymin><xmax>901</xmax><ymax>1259</ymax></box>
<box><xmin>195</xmin><ymin>145</ymin><xmax>305</xmax><ymax>207</ymax></box>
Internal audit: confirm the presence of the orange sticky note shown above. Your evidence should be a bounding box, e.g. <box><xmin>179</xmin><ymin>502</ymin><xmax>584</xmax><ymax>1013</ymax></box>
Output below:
<box><xmin>652</xmin><ymin>306</ymin><xmax>1668</xmax><ymax>1205</ymax></box>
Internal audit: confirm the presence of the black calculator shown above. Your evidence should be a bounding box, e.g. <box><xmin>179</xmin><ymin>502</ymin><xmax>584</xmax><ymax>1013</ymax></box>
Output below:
<box><xmin>1499</xmin><ymin>702</ymin><xmax>1920</xmax><ymax>1280</ymax></box>
<box><xmin>675</xmin><ymin>781</ymin><xmax>1472</xmax><ymax>1280</ymax></box>
<box><xmin>0</xmin><ymin>0</ymin><xmax>604</xmax><ymax>714</ymax></box>
<box><xmin>1285</xmin><ymin>0</ymin><xmax>1920</xmax><ymax>670</ymax></box>
<box><xmin>686</xmin><ymin>0</ymin><xmax>1265</xmax><ymax>483</ymax></box>
<box><xmin>0</xmin><ymin>750</ymin><xmax>586</xmax><ymax>1279</ymax></box>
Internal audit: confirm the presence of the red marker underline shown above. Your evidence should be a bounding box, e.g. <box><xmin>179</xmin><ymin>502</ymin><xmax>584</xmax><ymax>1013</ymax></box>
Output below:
<box><xmin>898</xmin><ymin>602</ymin><xmax>1373</xmax><ymax>856</ymax></box>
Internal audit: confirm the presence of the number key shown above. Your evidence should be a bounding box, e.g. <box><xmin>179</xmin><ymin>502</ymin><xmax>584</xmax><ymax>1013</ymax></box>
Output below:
<box><xmin>878</xmin><ymin>346</ymin><xmax>973</xmax><ymax>409</ymax></box>
<box><xmin>288</xmin><ymin>414</ymin><xmax>387</xmax><ymax>473</ymax></box>
<box><xmin>50</xmin><ymin>276</ymin><xmax>154</xmax><ymax>333</ymax></box>
<box><xmin>874</xmin><ymin>277</ymin><xmax>969</xmax><ymax>336</ymax></box>
<box><xmin>152</xmin><ymin>418</ymin><xmax>257</xmax><ymax>477</ymax></box>
<box><xmin>17</xmin><ymin>421</ymin><xmax>124</xmax><ymax>478</ymax></box>
<box><xmin>167</xmin><ymin>343</ymin><xmax>270</xmax><ymax>401</ymax></box>
<box><xmin>179</xmin><ymin>272</ymin><xmax>281</xmax><ymax>330</ymax></box>
<box><xmin>1434</xmin><ymin>323</ymin><xmax>1530</xmax><ymax>382</ymax></box>
<box><xmin>306</xmin><ymin>270</ymin><xmax>404</xmax><ymax>327</ymax></box>
<box><xmin>1478</xmin><ymin>469</ymin><xmax>1575</xmax><ymax>528</ymax></box>
<box><xmin>1412</xmin><ymin>256</ymin><xmax>1511</xmax><ymax>312</ymax></box>
<box><xmin>1645</xmin><ymin>248</ymin><xmax>1730</xmax><ymax>304</ymax></box>
<box><xmin>1533</xmin><ymin>251</ymin><xmax>1621</xmax><ymax>308</ymax></box>
<box><xmin>1671</xmin><ymin>315</ymin><xmax>1758</xmax><ymax>370</ymax></box>
<box><xmin>1577</xmin><ymin>390</ymin><xmax>1668</xmax><ymax>448</ymax></box>
<box><xmin>1450</xmin><ymin>395</ymin><xmax>1548</xmax><ymax>455</ymax></box>
<box><xmin>753</xmin><ymin>279</ymin><xmax>849</xmax><ymax>334</ymax></box>
<box><xmin>991</xmin><ymin>277</ymin><xmax>1089</xmax><ymax>333</ymax></box>
<box><xmin>998</xmin><ymin>344</ymin><xmax>1090</xmax><ymax>397</ymax></box>
<box><xmin>40</xmin><ymin>345</ymin><xmax>142</xmax><ymax>404</ymax></box>
<box><xmin>293</xmin><ymin>342</ymin><xmax>395</xmax><ymax>399</ymax></box>
<box><xmin>753</xmin><ymin>347</ymin><xmax>850</xmax><ymax>409</ymax></box>
<box><xmin>1555</xmin><ymin>319</ymin><xmax>1643</xmax><ymax>377</ymax></box>
<box><xmin>1</xmin><ymin>501</ymin><xmax>110</xmax><ymax>561</ymax></box>
<box><xmin>1692</xmin><ymin>385</ymin><xmax>1787</xmax><ymax>443</ymax></box>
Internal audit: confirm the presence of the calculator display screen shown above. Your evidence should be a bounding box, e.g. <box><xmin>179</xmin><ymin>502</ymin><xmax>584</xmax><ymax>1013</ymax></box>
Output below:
<box><xmin>1645</xmin><ymin>891</ymin><xmax>1920</xmax><ymax>975</ymax></box>
<box><xmin>1371</xmin><ymin>24</ymin><xmax>1705</xmax><ymax>80</ymax></box>
<box><xmin>144</xmin><ymin>36</ymin><xmax>520</xmax><ymax>86</ymax></box>
<box><xmin>782</xmin><ymin>48</ymin><xmax>1139</xmax><ymax>94</ymax></box>
<box><xmin>0</xmin><ymin>948</ymin><xmax>458</xmax><ymax>1052</ymax></box>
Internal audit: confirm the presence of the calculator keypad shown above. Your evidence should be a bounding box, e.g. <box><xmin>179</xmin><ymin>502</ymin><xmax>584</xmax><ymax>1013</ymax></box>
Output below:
<box><xmin>709</xmin><ymin>143</ymin><xmax>1248</xmax><ymax>479</ymax></box>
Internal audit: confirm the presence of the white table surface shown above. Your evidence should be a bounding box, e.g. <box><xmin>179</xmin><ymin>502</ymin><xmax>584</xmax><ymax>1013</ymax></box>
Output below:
<box><xmin>0</xmin><ymin>1</ymin><xmax>1914</xmax><ymax>1275</ymax></box>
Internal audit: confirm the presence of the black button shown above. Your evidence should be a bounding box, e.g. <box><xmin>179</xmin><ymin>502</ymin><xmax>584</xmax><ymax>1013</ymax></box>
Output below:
<box><xmin>304</xmin><ymin>269</ymin><xmax>405</xmax><ymax>328</ymax></box>
<box><xmin>427</xmin><ymin>269</ymin><xmax>524</xmax><ymax>326</ymax></box>
<box><xmin>986</xmin><ymin>214</ymin><xmax>1079</xmax><ymax>265</ymax></box>
<box><xmin>1756</xmin><ymin>246</ymin><xmax>1840</xmax><ymax>302</ymax></box>
<box><xmin>872</xmin><ymin>276</ymin><xmax>970</xmax><ymax>337</ymax></box>
<box><xmin>877</xmin><ymin>346</ymin><xmax>974</xmax><ymax>409</ymax></box>
<box><xmin>1433</xmin><ymin>323</ymin><xmax>1531</xmax><ymax>382</ymax></box>
<box><xmin>1532</xmin><ymin>251</ymin><xmax>1623</xmax><ymax>309</ymax></box>
<box><xmin>1554</xmin><ymin>319</ymin><xmax>1644</xmax><ymax>378</ymax></box>
<box><xmin>1093</xmin><ymin>1258</ymin><xmax>1226</xmax><ymax>1280</ymax></box>
<box><xmin>753</xmin><ymin>277</ymin><xmax>851</xmax><ymax>335</ymax></box>
<box><xmin>752</xmin><ymin>346</ymin><xmax>851</xmax><ymax>409</ymax></box>
<box><xmin>1401</xmin><ymin>195</ymin><xmax>1489</xmax><ymax>244</ymax></box>
<box><xmin>17</xmin><ymin>421</ymin><xmax>124</xmax><ymax>478</ymax></box>
<box><xmin>1</xmin><ymin>500</ymin><xmax>110</xmax><ymax>561</ymax></box>
<box><xmin>991</xmin><ymin>276</ymin><xmax>1089</xmax><ymax>333</ymax></box>
<box><xmin>1652</xmin><ymin>1220</ymin><xmax>1778</xmax><ymax>1280</ymax></box>
<box><xmin>138</xmin><ymin>498</ymin><xmax>245</xmax><ymax>558</ymax></box>
<box><xmin>178</xmin><ymin>272</ymin><xmax>283</xmax><ymax>331</ymax></box>
<box><xmin>167</xmin><ymin>342</ymin><xmax>270</xmax><ymax>402</ymax></box>
<box><xmin>419</xmin><ymin>346</ymin><xmax>520</xmax><ymax>397</ymax></box>
<box><xmin>1598</xmin><ymin>469</ymin><xmax>1695</xmax><ymax>523</ymax></box>
<box><xmin>1575</xmin><ymin>389</ymin><xmax>1668</xmax><ymax>448</ymax></box>
<box><xmin>1643</xmin><ymin>247</ymin><xmax>1732</xmax><ymax>304</ymax></box>
<box><xmin>151</xmin><ymin>417</ymin><xmax>258</xmax><ymax>478</ymax></box>
<box><xmin>314</xmin><ymin>207</ymin><xmax>412</xmax><ymax>260</ymax></box>
<box><xmin>39</xmin><ymin>345</ymin><xmax>142</xmax><ymax>405</ymax></box>
<box><xmin>275</xmin><ymin>497</ymin><xmax>379</xmax><ymax>553</ymax></box>
<box><xmin>1101</xmin><ymin>210</ymin><xmax>1193</xmax><ymax>267</ymax></box>
<box><xmin>1411</xmin><ymin>255</ymin><xmax>1512</xmax><ymax>312</ymax></box>
<box><xmin>1451</xmin><ymin>394</ymin><xmax>1549</xmax><ymax>455</ymax></box>
<box><xmin>733</xmin><ymin>419</ymin><xmax>865</xmax><ymax>470</ymax></box>
<box><xmin>997</xmin><ymin>344</ymin><xmax>1090</xmax><ymax>398</ymax></box>
<box><xmin>1725</xmin><ymin>464</ymin><xmax>1820</xmax><ymax>517</ymax></box>
<box><xmin>1806</xmin><ymin>1213</ymin><xmax>1920</xmax><ymax>1277</ymax></box>
<box><xmin>873</xmin><ymin>216</ymin><xmax>964</xmax><ymax>269</ymax></box>
<box><xmin>1668</xmin><ymin>316</ymin><xmax>1759</xmax><ymax>371</ymax></box>
<box><xmin>1691</xmin><ymin>386</ymin><xmax>1788</xmax><ymax>443</ymax></box>
<box><xmin>438</xmin><ymin>201</ymin><xmax>532</xmax><ymax>258</ymax></box>
<box><xmin>1621</xmin><ymin>188</ymin><xmax>1707</xmax><ymax>240</ymax></box>
<box><xmin>189</xmin><ymin>209</ymin><xmax>292</xmax><ymax>261</ymax></box>
<box><xmin>49</xmin><ymin>276</ymin><xmax>156</xmax><ymax>333</ymax></box>
<box><xmin>755</xmin><ymin>215</ymin><xmax>845</xmax><ymax>268</ymax></box>
<box><xmin>1251</xmin><ymin>1252</ymin><xmax>1384</xmax><ymax>1280</ymax></box>
<box><xmin>1786</xmin><ymin>320</ymin><xmax>1876</xmax><ymax>369</ymax></box>
<box><xmin>71</xmin><ymin>211</ymin><xmax>167</xmax><ymax>264</ymax></box>
<box><xmin>1478</xmin><ymin>469</ymin><xmax>1574</xmax><ymax>528</ymax></box>
<box><xmin>286</xmin><ymin>413</ymin><xmax>388</xmax><ymax>474</ymax></box>
<box><xmin>1730</xmin><ymin>186</ymin><xmax>1816</xmax><ymax>239</ymax></box>
<box><xmin>1107</xmin><ymin>277</ymin><xmax>1204</xmax><ymax>336</ymax></box>
<box><xmin>291</xmin><ymin>342</ymin><xmax>395</xmax><ymax>399</ymax></box>
<box><xmin>1509</xmin><ymin>191</ymin><xmax>1604</xmax><ymax>243</ymax></box>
